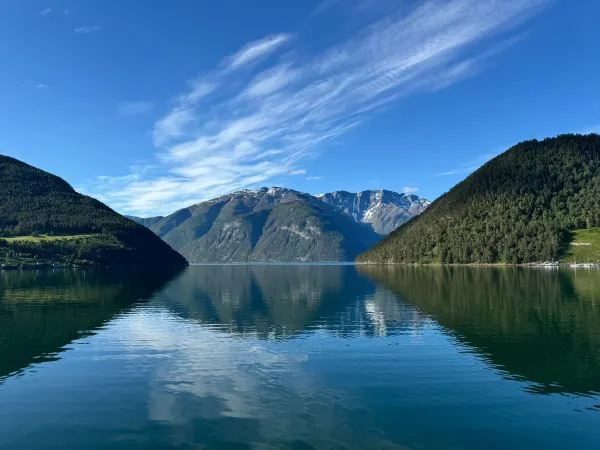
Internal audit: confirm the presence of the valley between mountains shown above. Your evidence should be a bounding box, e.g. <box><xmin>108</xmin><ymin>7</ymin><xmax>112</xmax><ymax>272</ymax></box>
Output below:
<box><xmin>1</xmin><ymin>134</ymin><xmax>598</xmax><ymax>268</ymax></box>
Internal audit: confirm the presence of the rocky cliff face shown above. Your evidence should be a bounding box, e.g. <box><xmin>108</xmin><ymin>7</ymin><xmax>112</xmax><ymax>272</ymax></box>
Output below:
<box><xmin>131</xmin><ymin>187</ymin><xmax>380</xmax><ymax>263</ymax></box>
<box><xmin>318</xmin><ymin>190</ymin><xmax>429</xmax><ymax>235</ymax></box>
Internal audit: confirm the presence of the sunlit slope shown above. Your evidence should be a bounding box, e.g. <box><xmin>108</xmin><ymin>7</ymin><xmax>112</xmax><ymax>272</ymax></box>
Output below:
<box><xmin>358</xmin><ymin>134</ymin><xmax>600</xmax><ymax>264</ymax></box>
<box><xmin>561</xmin><ymin>228</ymin><xmax>600</xmax><ymax>263</ymax></box>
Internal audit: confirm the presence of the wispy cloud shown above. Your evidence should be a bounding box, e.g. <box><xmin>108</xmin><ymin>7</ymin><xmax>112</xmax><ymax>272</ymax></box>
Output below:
<box><xmin>75</xmin><ymin>25</ymin><xmax>101</xmax><ymax>34</ymax></box>
<box><xmin>289</xmin><ymin>169</ymin><xmax>307</xmax><ymax>175</ymax></box>
<box><xmin>117</xmin><ymin>101</ymin><xmax>155</xmax><ymax>116</ymax></box>
<box><xmin>40</xmin><ymin>8</ymin><xmax>52</xmax><ymax>15</ymax></box>
<box><xmin>224</xmin><ymin>34</ymin><xmax>292</xmax><ymax>70</ymax></box>
<box><xmin>306</xmin><ymin>176</ymin><xmax>324</xmax><ymax>181</ymax></box>
<box><xmin>21</xmin><ymin>81</ymin><xmax>49</xmax><ymax>89</ymax></box>
<box><xmin>87</xmin><ymin>0</ymin><xmax>547</xmax><ymax>216</ymax></box>
<box><xmin>152</xmin><ymin>34</ymin><xmax>292</xmax><ymax>147</ymax></box>
<box><xmin>402</xmin><ymin>186</ymin><xmax>419</xmax><ymax>194</ymax></box>
<box><xmin>436</xmin><ymin>151</ymin><xmax>501</xmax><ymax>177</ymax></box>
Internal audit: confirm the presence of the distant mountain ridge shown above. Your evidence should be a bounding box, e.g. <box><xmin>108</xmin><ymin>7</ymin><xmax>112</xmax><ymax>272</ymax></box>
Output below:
<box><xmin>319</xmin><ymin>190</ymin><xmax>430</xmax><ymax>235</ymax></box>
<box><xmin>130</xmin><ymin>187</ymin><xmax>381</xmax><ymax>263</ymax></box>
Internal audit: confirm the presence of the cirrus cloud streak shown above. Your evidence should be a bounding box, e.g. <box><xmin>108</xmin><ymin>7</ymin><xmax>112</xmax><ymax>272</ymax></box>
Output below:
<box><xmin>86</xmin><ymin>0</ymin><xmax>547</xmax><ymax>216</ymax></box>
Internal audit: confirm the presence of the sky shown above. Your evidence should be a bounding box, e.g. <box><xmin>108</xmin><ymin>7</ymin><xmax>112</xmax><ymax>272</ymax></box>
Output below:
<box><xmin>1</xmin><ymin>0</ymin><xmax>599</xmax><ymax>216</ymax></box>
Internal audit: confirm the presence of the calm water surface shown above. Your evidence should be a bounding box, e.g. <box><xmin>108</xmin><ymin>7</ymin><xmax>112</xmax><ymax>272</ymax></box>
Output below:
<box><xmin>0</xmin><ymin>265</ymin><xmax>599</xmax><ymax>449</ymax></box>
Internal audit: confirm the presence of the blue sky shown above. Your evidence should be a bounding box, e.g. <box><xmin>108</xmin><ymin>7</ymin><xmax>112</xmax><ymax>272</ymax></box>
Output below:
<box><xmin>1</xmin><ymin>0</ymin><xmax>599</xmax><ymax>216</ymax></box>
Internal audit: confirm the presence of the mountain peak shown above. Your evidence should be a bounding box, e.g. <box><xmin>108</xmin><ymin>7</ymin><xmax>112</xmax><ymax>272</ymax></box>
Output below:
<box><xmin>319</xmin><ymin>189</ymin><xmax>429</xmax><ymax>235</ymax></box>
<box><xmin>132</xmin><ymin>186</ymin><xmax>379</xmax><ymax>263</ymax></box>
<box><xmin>225</xmin><ymin>186</ymin><xmax>299</xmax><ymax>198</ymax></box>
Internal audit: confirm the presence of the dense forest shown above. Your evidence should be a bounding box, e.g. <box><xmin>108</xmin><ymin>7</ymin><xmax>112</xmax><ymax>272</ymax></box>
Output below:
<box><xmin>358</xmin><ymin>134</ymin><xmax>600</xmax><ymax>264</ymax></box>
<box><xmin>0</xmin><ymin>155</ymin><xmax>186</xmax><ymax>268</ymax></box>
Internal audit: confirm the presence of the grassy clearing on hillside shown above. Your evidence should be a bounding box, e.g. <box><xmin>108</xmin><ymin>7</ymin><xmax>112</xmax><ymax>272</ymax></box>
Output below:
<box><xmin>561</xmin><ymin>228</ymin><xmax>600</xmax><ymax>263</ymax></box>
<box><xmin>0</xmin><ymin>233</ymin><xmax>121</xmax><ymax>268</ymax></box>
<box><xmin>1</xmin><ymin>234</ymin><xmax>102</xmax><ymax>243</ymax></box>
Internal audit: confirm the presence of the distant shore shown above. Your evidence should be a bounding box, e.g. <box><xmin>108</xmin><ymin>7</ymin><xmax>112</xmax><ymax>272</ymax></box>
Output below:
<box><xmin>2</xmin><ymin>260</ymin><xmax>599</xmax><ymax>271</ymax></box>
<box><xmin>355</xmin><ymin>261</ymin><xmax>600</xmax><ymax>268</ymax></box>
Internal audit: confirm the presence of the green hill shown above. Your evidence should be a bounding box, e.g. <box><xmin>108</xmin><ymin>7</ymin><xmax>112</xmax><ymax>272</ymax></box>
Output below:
<box><xmin>358</xmin><ymin>134</ymin><xmax>600</xmax><ymax>264</ymax></box>
<box><xmin>0</xmin><ymin>155</ymin><xmax>186</xmax><ymax>268</ymax></box>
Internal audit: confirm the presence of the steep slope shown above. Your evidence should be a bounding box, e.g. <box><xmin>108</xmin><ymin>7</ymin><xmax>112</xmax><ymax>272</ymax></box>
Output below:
<box><xmin>319</xmin><ymin>190</ymin><xmax>429</xmax><ymax>234</ymax></box>
<box><xmin>134</xmin><ymin>187</ymin><xmax>380</xmax><ymax>262</ymax></box>
<box><xmin>0</xmin><ymin>155</ymin><xmax>186</xmax><ymax>268</ymax></box>
<box><xmin>358</xmin><ymin>134</ymin><xmax>600</xmax><ymax>264</ymax></box>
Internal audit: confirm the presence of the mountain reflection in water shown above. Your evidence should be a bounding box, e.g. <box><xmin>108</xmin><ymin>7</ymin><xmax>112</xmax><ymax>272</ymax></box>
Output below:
<box><xmin>0</xmin><ymin>265</ymin><xmax>598</xmax><ymax>449</ymax></box>
<box><xmin>359</xmin><ymin>265</ymin><xmax>600</xmax><ymax>395</ymax></box>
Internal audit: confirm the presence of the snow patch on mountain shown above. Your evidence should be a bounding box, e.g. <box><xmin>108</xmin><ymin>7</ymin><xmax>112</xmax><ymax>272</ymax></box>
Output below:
<box><xmin>318</xmin><ymin>190</ymin><xmax>430</xmax><ymax>235</ymax></box>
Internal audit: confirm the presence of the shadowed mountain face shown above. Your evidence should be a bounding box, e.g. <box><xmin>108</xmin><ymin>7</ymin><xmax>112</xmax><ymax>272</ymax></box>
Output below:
<box><xmin>0</xmin><ymin>268</ymin><xmax>181</xmax><ymax>380</ymax></box>
<box><xmin>0</xmin><ymin>155</ymin><xmax>186</xmax><ymax>268</ymax></box>
<box><xmin>358</xmin><ymin>265</ymin><xmax>600</xmax><ymax>395</ymax></box>
<box><xmin>131</xmin><ymin>188</ymin><xmax>380</xmax><ymax>263</ymax></box>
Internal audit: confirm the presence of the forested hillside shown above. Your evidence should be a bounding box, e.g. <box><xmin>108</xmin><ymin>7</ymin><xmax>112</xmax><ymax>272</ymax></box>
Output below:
<box><xmin>0</xmin><ymin>155</ymin><xmax>186</xmax><ymax>268</ymax></box>
<box><xmin>358</xmin><ymin>134</ymin><xmax>600</xmax><ymax>264</ymax></box>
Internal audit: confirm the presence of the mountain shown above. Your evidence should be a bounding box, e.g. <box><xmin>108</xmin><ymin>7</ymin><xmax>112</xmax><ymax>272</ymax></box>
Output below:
<box><xmin>358</xmin><ymin>134</ymin><xmax>600</xmax><ymax>264</ymax></box>
<box><xmin>130</xmin><ymin>187</ymin><xmax>380</xmax><ymax>263</ymax></box>
<box><xmin>318</xmin><ymin>190</ymin><xmax>429</xmax><ymax>235</ymax></box>
<box><xmin>0</xmin><ymin>155</ymin><xmax>186</xmax><ymax>268</ymax></box>
<box><xmin>125</xmin><ymin>215</ymin><xmax>164</xmax><ymax>229</ymax></box>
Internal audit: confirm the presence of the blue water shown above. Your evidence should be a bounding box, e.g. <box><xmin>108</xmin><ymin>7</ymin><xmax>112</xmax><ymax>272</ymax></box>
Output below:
<box><xmin>0</xmin><ymin>265</ymin><xmax>598</xmax><ymax>449</ymax></box>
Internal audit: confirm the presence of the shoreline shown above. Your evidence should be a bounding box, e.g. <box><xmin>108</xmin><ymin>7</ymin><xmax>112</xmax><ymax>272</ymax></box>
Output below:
<box><xmin>3</xmin><ymin>261</ymin><xmax>599</xmax><ymax>271</ymax></box>
<box><xmin>355</xmin><ymin>261</ymin><xmax>600</xmax><ymax>268</ymax></box>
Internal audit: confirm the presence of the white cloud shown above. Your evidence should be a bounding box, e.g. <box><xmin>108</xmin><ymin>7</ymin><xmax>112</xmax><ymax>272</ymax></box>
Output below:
<box><xmin>40</xmin><ymin>8</ymin><xmax>52</xmax><ymax>15</ymax></box>
<box><xmin>75</xmin><ymin>25</ymin><xmax>101</xmax><ymax>34</ymax></box>
<box><xmin>306</xmin><ymin>176</ymin><xmax>323</xmax><ymax>181</ymax></box>
<box><xmin>436</xmin><ymin>151</ymin><xmax>500</xmax><ymax>176</ymax></box>
<box><xmin>224</xmin><ymin>34</ymin><xmax>292</xmax><ymax>70</ymax></box>
<box><xmin>87</xmin><ymin>0</ymin><xmax>547</xmax><ymax>216</ymax></box>
<box><xmin>289</xmin><ymin>169</ymin><xmax>307</xmax><ymax>175</ymax></box>
<box><xmin>311</xmin><ymin>0</ymin><xmax>342</xmax><ymax>16</ymax></box>
<box><xmin>436</xmin><ymin>167</ymin><xmax>477</xmax><ymax>177</ymax></box>
<box><xmin>153</xmin><ymin>108</ymin><xmax>197</xmax><ymax>146</ymax></box>
<box><xmin>402</xmin><ymin>186</ymin><xmax>419</xmax><ymax>194</ymax></box>
<box><xmin>117</xmin><ymin>101</ymin><xmax>155</xmax><ymax>116</ymax></box>
<box><xmin>21</xmin><ymin>81</ymin><xmax>49</xmax><ymax>89</ymax></box>
<box><xmin>243</xmin><ymin>64</ymin><xmax>298</xmax><ymax>99</ymax></box>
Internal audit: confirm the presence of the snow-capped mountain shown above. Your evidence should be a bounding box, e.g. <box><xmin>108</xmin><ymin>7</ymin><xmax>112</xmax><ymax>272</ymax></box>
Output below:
<box><xmin>318</xmin><ymin>190</ymin><xmax>430</xmax><ymax>235</ymax></box>
<box><xmin>130</xmin><ymin>187</ymin><xmax>380</xmax><ymax>263</ymax></box>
